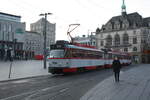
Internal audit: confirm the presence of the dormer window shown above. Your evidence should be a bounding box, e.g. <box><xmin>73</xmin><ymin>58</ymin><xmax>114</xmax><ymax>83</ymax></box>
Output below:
<box><xmin>111</xmin><ymin>22</ymin><xmax>115</xmax><ymax>29</ymax></box>
<box><xmin>103</xmin><ymin>28</ymin><xmax>105</xmax><ymax>31</ymax></box>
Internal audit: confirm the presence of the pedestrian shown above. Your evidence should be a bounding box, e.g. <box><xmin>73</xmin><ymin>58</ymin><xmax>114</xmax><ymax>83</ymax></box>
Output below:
<box><xmin>10</xmin><ymin>48</ymin><xmax>14</xmax><ymax>61</ymax></box>
<box><xmin>5</xmin><ymin>48</ymin><xmax>13</xmax><ymax>62</ymax></box>
<box><xmin>0</xmin><ymin>49</ymin><xmax>2</xmax><ymax>60</ymax></box>
<box><xmin>25</xmin><ymin>51</ymin><xmax>28</xmax><ymax>60</ymax></box>
<box><xmin>1</xmin><ymin>48</ymin><xmax>5</xmax><ymax>60</ymax></box>
<box><xmin>112</xmin><ymin>56</ymin><xmax>121</xmax><ymax>82</ymax></box>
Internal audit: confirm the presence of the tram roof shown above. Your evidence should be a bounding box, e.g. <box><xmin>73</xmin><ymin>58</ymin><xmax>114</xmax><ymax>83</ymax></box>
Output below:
<box><xmin>108</xmin><ymin>51</ymin><xmax>130</xmax><ymax>56</ymax></box>
<box><xmin>66</xmin><ymin>44</ymin><xmax>103</xmax><ymax>52</ymax></box>
<box><xmin>66</xmin><ymin>45</ymin><xmax>130</xmax><ymax>56</ymax></box>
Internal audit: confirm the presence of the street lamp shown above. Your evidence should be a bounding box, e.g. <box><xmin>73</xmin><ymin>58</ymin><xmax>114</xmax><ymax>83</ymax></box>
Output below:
<box><xmin>39</xmin><ymin>13</ymin><xmax>52</xmax><ymax>69</ymax></box>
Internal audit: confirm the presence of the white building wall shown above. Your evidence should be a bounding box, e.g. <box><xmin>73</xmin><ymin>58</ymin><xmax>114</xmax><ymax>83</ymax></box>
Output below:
<box><xmin>97</xmin><ymin>28</ymin><xmax>147</xmax><ymax>53</ymax></box>
<box><xmin>24</xmin><ymin>31</ymin><xmax>43</xmax><ymax>55</ymax></box>
<box><xmin>30</xmin><ymin>18</ymin><xmax>56</xmax><ymax>49</ymax></box>
<box><xmin>0</xmin><ymin>12</ymin><xmax>25</xmax><ymax>50</ymax></box>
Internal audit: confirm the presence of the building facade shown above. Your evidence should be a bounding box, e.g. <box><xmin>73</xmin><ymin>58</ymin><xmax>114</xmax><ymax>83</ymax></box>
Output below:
<box><xmin>0</xmin><ymin>12</ymin><xmax>26</xmax><ymax>60</ymax></box>
<box><xmin>96</xmin><ymin>0</ymin><xmax>150</xmax><ymax>63</ymax></box>
<box><xmin>24</xmin><ymin>31</ymin><xmax>44</xmax><ymax>56</ymax></box>
<box><xmin>73</xmin><ymin>34</ymin><xmax>96</xmax><ymax>47</ymax></box>
<box><xmin>30</xmin><ymin>18</ymin><xmax>56</xmax><ymax>48</ymax></box>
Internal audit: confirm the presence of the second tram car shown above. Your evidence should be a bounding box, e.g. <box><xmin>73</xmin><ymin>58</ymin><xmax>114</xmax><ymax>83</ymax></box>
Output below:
<box><xmin>48</xmin><ymin>40</ymin><xmax>131</xmax><ymax>74</ymax></box>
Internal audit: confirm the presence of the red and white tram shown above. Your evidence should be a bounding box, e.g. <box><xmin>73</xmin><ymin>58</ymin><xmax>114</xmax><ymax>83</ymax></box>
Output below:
<box><xmin>47</xmin><ymin>40</ymin><xmax>131</xmax><ymax>74</ymax></box>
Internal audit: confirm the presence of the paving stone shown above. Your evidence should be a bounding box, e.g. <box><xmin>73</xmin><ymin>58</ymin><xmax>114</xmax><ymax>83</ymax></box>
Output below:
<box><xmin>80</xmin><ymin>64</ymin><xmax>150</xmax><ymax>100</ymax></box>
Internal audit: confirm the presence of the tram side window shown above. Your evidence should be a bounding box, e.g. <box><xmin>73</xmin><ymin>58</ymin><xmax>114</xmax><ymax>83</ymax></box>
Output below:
<box><xmin>125</xmin><ymin>56</ymin><xmax>127</xmax><ymax>59</ymax></box>
<box><xmin>118</xmin><ymin>55</ymin><xmax>121</xmax><ymax>59</ymax></box>
<box><xmin>102</xmin><ymin>53</ymin><xmax>105</xmax><ymax>59</ymax></box>
<box><xmin>120</xmin><ymin>55</ymin><xmax>123</xmax><ymax>59</ymax></box>
<box><xmin>72</xmin><ymin>49</ymin><xmax>79</xmax><ymax>58</ymax></box>
<box><xmin>129</xmin><ymin>56</ymin><xmax>131</xmax><ymax>60</ymax></box>
<box><xmin>69</xmin><ymin>49</ymin><xmax>104</xmax><ymax>59</ymax></box>
<box><xmin>103</xmin><ymin>53</ymin><xmax>107</xmax><ymax>59</ymax></box>
<box><xmin>112</xmin><ymin>54</ymin><xmax>118</xmax><ymax>59</ymax></box>
<box><xmin>64</xmin><ymin>49</ymin><xmax>71</xmax><ymax>58</ymax></box>
<box><xmin>123</xmin><ymin>55</ymin><xmax>126</xmax><ymax>59</ymax></box>
<box><xmin>86</xmin><ymin>51</ymin><xmax>103</xmax><ymax>59</ymax></box>
<box><xmin>94</xmin><ymin>51</ymin><xmax>99</xmax><ymax>59</ymax></box>
<box><xmin>112</xmin><ymin>54</ymin><xmax>114</xmax><ymax>59</ymax></box>
<box><xmin>108</xmin><ymin>53</ymin><xmax>112</xmax><ymax>59</ymax></box>
<box><xmin>87</xmin><ymin>51</ymin><xmax>94</xmax><ymax>58</ymax></box>
<box><xmin>98</xmin><ymin>52</ymin><xmax>103</xmax><ymax>58</ymax></box>
<box><xmin>84</xmin><ymin>50</ymin><xmax>90</xmax><ymax>58</ymax></box>
<box><xmin>79</xmin><ymin>50</ymin><xmax>85</xmax><ymax>58</ymax></box>
<box><xmin>124</xmin><ymin>55</ymin><xmax>127</xmax><ymax>59</ymax></box>
<box><xmin>71</xmin><ymin>49</ymin><xmax>86</xmax><ymax>58</ymax></box>
<box><xmin>120</xmin><ymin>55</ymin><xmax>122</xmax><ymax>59</ymax></box>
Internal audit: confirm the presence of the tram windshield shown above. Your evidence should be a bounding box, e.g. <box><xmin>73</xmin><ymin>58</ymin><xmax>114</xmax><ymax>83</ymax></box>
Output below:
<box><xmin>49</xmin><ymin>50</ymin><xmax>64</xmax><ymax>58</ymax></box>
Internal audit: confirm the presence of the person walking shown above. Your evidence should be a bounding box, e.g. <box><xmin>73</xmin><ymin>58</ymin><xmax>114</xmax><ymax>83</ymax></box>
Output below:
<box><xmin>112</xmin><ymin>56</ymin><xmax>121</xmax><ymax>82</ymax></box>
<box><xmin>0</xmin><ymin>49</ymin><xmax>4</xmax><ymax>60</ymax></box>
<box><xmin>0</xmin><ymin>49</ymin><xmax>2</xmax><ymax>60</ymax></box>
<box><xmin>5</xmin><ymin>48</ymin><xmax>13</xmax><ymax>61</ymax></box>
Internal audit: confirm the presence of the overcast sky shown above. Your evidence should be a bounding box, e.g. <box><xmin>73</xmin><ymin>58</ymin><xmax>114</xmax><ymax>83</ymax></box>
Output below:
<box><xmin>0</xmin><ymin>0</ymin><xmax>150</xmax><ymax>40</ymax></box>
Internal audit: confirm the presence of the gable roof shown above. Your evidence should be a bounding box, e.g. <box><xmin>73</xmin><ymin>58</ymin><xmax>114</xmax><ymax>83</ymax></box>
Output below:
<box><xmin>101</xmin><ymin>12</ymin><xmax>146</xmax><ymax>32</ymax></box>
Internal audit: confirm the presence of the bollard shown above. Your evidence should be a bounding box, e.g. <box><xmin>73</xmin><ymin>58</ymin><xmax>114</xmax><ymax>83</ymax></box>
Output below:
<box><xmin>8</xmin><ymin>61</ymin><xmax>13</xmax><ymax>78</ymax></box>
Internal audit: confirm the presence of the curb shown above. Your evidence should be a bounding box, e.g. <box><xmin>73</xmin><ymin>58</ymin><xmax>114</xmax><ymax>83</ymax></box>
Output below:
<box><xmin>0</xmin><ymin>74</ymin><xmax>51</xmax><ymax>83</ymax></box>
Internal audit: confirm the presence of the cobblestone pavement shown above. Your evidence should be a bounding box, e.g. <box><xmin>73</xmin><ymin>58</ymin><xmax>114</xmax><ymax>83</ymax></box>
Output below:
<box><xmin>81</xmin><ymin>64</ymin><xmax>150</xmax><ymax>100</ymax></box>
<box><xmin>0</xmin><ymin>60</ymin><xmax>50</xmax><ymax>81</ymax></box>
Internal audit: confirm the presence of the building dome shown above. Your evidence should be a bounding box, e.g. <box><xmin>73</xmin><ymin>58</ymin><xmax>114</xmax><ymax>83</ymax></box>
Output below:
<box><xmin>122</xmin><ymin>4</ymin><xmax>126</xmax><ymax>9</ymax></box>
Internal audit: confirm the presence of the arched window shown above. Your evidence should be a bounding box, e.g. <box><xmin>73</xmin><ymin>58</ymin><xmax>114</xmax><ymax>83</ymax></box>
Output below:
<box><xmin>119</xmin><ymin>20</ymin><xmax>123</xmax><ymax>29</ymax></box>
<box><xmin>123</xmin><ymin>33</ymin><xmax>129</xmax><ymax>44</ymax></box>
<box><xmin>133</xmin><ymin>47</ymin><xmax>137</xmax><ymax>52</ymax></box>
<box><xmin>106</xmin><ymin>35</ymin><xmax>112</xmax><ymax>46</ymax></box>
<box><xmin>114</xmin><ymin>34</ymin><xmax>120</xmax><ymax>46</ymax></box>
<box><xmin>93</xmin><ymin>41</ymin><xmax>96</xmax><ymax>46</ymax></box>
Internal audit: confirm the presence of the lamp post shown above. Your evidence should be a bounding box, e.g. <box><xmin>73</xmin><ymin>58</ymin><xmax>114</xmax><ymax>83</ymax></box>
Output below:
<box><xmin>39</xmin><ymin>13</ymin><xmax>52</xmax><ymax>69</ymax></box>
<box><xmin>90</xmin><ymin>32</ymin><xmax>96</xmax><ymax>46</ymax></box>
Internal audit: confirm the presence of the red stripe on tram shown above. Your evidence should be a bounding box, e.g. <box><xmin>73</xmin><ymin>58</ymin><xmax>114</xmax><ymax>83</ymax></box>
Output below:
<box><xmin>85</xmin><ymin>66</ymin><xmax>97</xmax><ymax>70</ymax></box>
<box><xmin>63</xmin><ymin>68</ymin><xmax>77</xmax><ymax>73</ymax></box>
